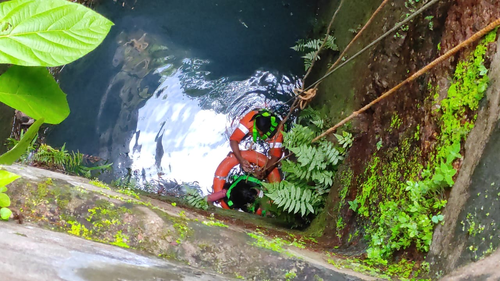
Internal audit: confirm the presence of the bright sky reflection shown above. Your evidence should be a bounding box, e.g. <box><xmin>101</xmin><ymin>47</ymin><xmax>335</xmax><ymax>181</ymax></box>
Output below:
<box><xmin>129</xmin><ymin>70</ymin><xmax>230</xmax><ymax>194</ymax></box>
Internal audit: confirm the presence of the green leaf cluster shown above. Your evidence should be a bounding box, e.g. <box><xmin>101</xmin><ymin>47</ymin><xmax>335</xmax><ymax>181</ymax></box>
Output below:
<box><xmin>184</xmin><ymin>188</ymin><xmax>208</xmax><ymax>210</ymax></box>
<box><xmin>291</xmin><ymin>35</ymin><xmax>339</xmax><ymax>70</ymax></box>
<box><xmin>0</xmin><ymin>170</ymin><xmax>20</xmax><ymax>220</ymax></box>
<box><xmin>265</xmin><ymin>181</ymin><xmax>318</xmax><ymax>216</ymax></box>
<box><xmin>359</xmin><ymin>31</ymin><xmax>497</xmax><ymax>266</ymax></box>
<box><xmin>263</xmin><ymin>107</ymin><xmax>352</xmax><ymax>226</ymax></box>
<box><xmin>7</xmin><ymin>139</ymin><xmax>112</xmax><ymax>178</ymax></box>
<box><xmin>0</xmin><ymin>0</ymin><xmax>112</xmax><ymax>217</ymax></box>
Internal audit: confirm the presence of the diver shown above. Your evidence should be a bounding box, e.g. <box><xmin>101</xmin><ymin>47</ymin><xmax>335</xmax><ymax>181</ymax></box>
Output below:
<box><xmin>230</xmin><ymin>109</ymin><xmax>283</xmax><ymax>179</ymax></box>
<box><xmin>207</xmin><ymin>174</ymin><xmax>265</xmax><ymax>214</ymax></box>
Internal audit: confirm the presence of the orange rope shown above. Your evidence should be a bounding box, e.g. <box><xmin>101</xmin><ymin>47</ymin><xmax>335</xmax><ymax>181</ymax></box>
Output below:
<box><xmin>312</xmin><ymin>19</ymin><xmax>500</xmax><ymax>143</ymax></box>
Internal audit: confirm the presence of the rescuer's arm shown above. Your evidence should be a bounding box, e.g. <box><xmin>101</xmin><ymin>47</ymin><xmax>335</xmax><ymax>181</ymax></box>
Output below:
<box><xmin>230</xmin><ymin>139</ymin><xmax>252</xmax><ymax>172</ymax></box>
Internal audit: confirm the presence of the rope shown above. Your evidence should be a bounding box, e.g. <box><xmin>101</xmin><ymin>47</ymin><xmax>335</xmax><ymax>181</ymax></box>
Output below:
<box><xmin>325</xmin><ymin>0</ymin><xmax>390</xmax><ymax>74</ymax></box>
<box><xmin>301</xmin><ymin>0</ymin><xmax>346</xmax><ymax>89</ymax></box>
<box><xmin>312</xmin><ymin>18</ymin><xmax>500</xmax><ymax>143</ymax></box>
<box><xmin>293</xmin><ymin>88</ymin><xmax>317</xmax><ymax>109</ymax></box>
<box><xmin>305</xmin><ymin>0</ymin><xmax>439</xmax><ymax>91</ymax></box>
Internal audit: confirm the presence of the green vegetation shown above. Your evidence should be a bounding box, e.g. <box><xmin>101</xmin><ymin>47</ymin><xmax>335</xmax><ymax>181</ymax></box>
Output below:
<box><xmin>327</xmin><ymin>254</ymin><xmax>430</xmax><ymax>280</ymax></box>
<box><xmin>284</xmin><ymin>270</ymin><xmax>297</xmax><ymax>280</ymax></box>
<box><xmin>262</xmin><ymin>108</ymin><xmax>352</xmax><ymax>227</ymax></box>
<box><xmin>246</xmin><ymin>229</ymin><xmax>304</xmax><ymax>256</ymax></box>
<box><xmin>89</xmin><ymin>179</ymin><xmax>111</xmax><ymax>190</ymax></box>
<box><xmin>6</xmin><ymin>139</ymin><xmax>112</xmax><ymax>178</ymax></box>
<box><xmin>347</xmin><ymin>31</ymin><xmax>497</xmax><ymax>269</ymax></box>
<box><xmin>202</xmin><ymin>220</ymin><xmax>228</xmax><ymax>228</ymax></box>
<box><xmin>291</xmin><ymin>35</ymin><xmax>338</xmax><ymax>70</ymax></box>
<box><xmin>184</xmin><ymin>187</ymin><xmax>209</xmax><ymax>210</ymax></box>
<box><xmin>0</xmin><ymin>0</ymin><xmax>112</xmax><ymax>222</ymax></box>
<box><xmin>0</xmin><ymin>170</ymin><xmax>19</xmax><ymax>220</ymax></box>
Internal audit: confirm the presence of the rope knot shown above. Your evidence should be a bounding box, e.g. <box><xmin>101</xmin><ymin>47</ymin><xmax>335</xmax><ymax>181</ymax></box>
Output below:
<box><xmin>293</xmin><ymin>88</ymin><xmax>317</xmax><ymax>109</ymax></box>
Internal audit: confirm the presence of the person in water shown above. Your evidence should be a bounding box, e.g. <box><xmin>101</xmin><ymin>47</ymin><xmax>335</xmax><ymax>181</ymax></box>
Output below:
<box><xmin>230</xmin><ymin>109</ymin><xmax>283</xmax><ymax>179</ymax></box>
<box><xmin>207</xmin><ymin>174</ymin><xmax>264</xmax><ymax>214</ymax></box>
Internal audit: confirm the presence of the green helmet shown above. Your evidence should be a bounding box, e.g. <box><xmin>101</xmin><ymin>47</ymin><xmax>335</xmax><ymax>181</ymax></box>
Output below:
<box><xmin>251</xmin><ymin>109</ymin><xmax>280</xmax><ymax>142</ymax></box>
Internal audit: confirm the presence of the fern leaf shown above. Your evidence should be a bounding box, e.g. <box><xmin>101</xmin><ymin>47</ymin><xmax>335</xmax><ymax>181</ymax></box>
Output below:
<box><xmin>306</xmin><ymin>202</ymin><xmax>315</xmax><ymax>214</ymax></box>
<box><xmin>295</xmin><ymin>187</ymin><xmax>301</xmax><ymax>200</ymax></box>
<box><xmin>301</xmin><ymin>202</ymin><xmax>306</xmax><ymax>217</ymax></box>
<box><xmin>274</xmin><ymin>196</ymin><xmax>283</xmax><ymax>206</ymax></box>
<box><xmin>302</xmin><ymin>51</ymin><xmax>320</xmax><ymax>62</ymax></box>
<box><xmin>304</xmin><ymin>189</ymin><xmax>311</xmax><ymax>202</ymax></box>
<box><xmin>294</xmin><ymin>201</ymin><xmax>301</xmax><ymax>214</ymax></box>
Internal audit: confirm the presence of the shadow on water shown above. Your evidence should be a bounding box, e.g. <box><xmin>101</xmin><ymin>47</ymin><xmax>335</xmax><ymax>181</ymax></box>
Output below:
<box><xmin>47</xmin><ymin>0</ymin><xmax>318</xmax><ymax>195</ymax></box>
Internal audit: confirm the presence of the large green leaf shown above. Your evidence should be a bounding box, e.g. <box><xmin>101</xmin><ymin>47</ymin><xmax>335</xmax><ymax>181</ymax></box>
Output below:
<box><xmin>0</xmin><ymin>170</ymin><xmax>20</xmax><ymax>187</ymax></box>
<box><xmin>0</xmin><ymin>67</ymin><xmax>68</xmax><ymax>124</ymax></box>
<box><xmin>0</xmin><ymin>118</ymin><xmax>43</xmax><ymax>164</ymax></box>
<box><xmin>0</xmin><ymin>0</ymin><xmax>113</xmax><ymax>66</ymax></box>
<box><xmin>0</xmin><ymin>207</ymin><xmax>11</xmax><ymax>220</ymax></box>
<box><xmin>0</xmin><ymin>193</ymin><xmax>10</xmax><ymax>207</ymax></box>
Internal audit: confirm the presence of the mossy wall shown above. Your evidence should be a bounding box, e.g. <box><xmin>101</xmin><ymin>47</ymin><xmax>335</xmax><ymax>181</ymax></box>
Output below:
<box><xmin>307</xmin><ymin>0</ymin><xmax>500</xmax><ymax>277</ymax></box>
<box><xmin>3</xmin><ymin>164</ymin><xmax>365</xmax><ymax>281</ymax></box>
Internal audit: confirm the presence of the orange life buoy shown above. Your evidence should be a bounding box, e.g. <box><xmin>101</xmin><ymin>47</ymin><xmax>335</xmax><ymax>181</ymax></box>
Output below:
<box><xmin>212</xmin><ymin>150</ymin><xmax>281</xmax><ymax>209</ymax></box>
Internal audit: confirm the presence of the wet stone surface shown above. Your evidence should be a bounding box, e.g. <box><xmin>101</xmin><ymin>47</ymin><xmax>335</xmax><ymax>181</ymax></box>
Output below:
<box><xmin>2</xmin><ymin>164</ymin><xmax>370</xmax><ymax>281</ymax></box>
<box><xmin>454</xmin><ymin>121</ymin><xmax>500</xmax><ymax>266</ymax></box>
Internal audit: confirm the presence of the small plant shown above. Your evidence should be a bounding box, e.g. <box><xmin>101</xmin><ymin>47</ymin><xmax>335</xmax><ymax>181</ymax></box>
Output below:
<box><xmin>348</xmin><ymin>199</ymin><xmax>358</xmax><ymax>212</ymax></box>
<box><xmin>334</xmin><ymin>131</ymin><xmax>354</xmax><ymax>149</ymax></box>
<box><xmin>27</xmin><ymin>143</ymin><xmax>112</xmax><ymax>178</ymax></box>
<box><xmin>425</xmin><ymin>16</ymin><xmax>434</xmax><ymax>30</ymax></box>
<box><xmin>291</xmin><ymin>35</ymin><xmax>339</xmax><ymax>70</ymax></box>
<box><xmin>184</xmin><ymin>188</ymin><xmax>208</xmax><ymax>210</ymax></box>
<box><xmin>285</xmin><ymin>270</ymin><xmax>297</xmax><ymax>280</ymax></box>
<box><xmin>0</xmin><ymin>170</ymin><xmax>19</xmax><ymax>220</ymax></box>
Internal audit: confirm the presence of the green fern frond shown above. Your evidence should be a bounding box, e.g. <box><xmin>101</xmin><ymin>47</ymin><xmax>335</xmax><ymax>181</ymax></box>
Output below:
<box><xmin>264</xmin><ymin>181</ymin><xmax>319</xmax><ymax>216</ymax></box>
<box><xmin>325</xmin><ymin>35</ymin><xmax>339</xmax><ymax>51</ymax></box>
<box><xmin>184</xmin><ymin>188</ymin><xmax>208</xmax><ymax>210</ymax></box>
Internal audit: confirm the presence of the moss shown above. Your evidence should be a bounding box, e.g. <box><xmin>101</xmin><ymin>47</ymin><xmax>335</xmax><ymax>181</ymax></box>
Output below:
<box><xmin>110</xmin><ymin>230</ymin><xmax>130</xmax><ymax>248</ymax></box>
<box><xmin>202</xmin><ymin>220</ymin><xmax>228</xmax><ymax>228</ymax></box>
<box><xmin>89</xmin><ymin>179</ymin><xmax>111</xmax><ymax>189</ymax></box>
<box><xmin>173</xmin><ymin>222</ymin><xmax>191</xmax><ymax>243</ymax></box>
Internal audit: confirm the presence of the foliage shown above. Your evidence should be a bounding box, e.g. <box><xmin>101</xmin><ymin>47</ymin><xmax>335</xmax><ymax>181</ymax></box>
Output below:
<box><xmin>262</xmin><ymin>107</ymin><xmax>352</xmax><ymax>227</ymax></box>
<box><xmin>0</xmin><ymin>118</ymin><xmax>43</xmax><ymax>165</ymax></box>
<box><xmin>334</xmin><ymin>131</ymin><xmax>353</xmax><ymax>149</ymax></box>
<box><xmin>0</xmin><ymin>0</ymin><xmax>112</xmax><ymax>225</ymax></box>
<box><xmin>6</xmin><ymin>135</ymin><xmax>111</xmax><ymax>178</ymax></box>
<box><xmin>0</xmin><ymin>0</ymin><xmax>113</xmax><ymax>67</ymax></box>
<box><xmin>0</xmin><ymin>0</ymin><xmax>113</xmax><ymax>164</ymax></box>
<box><xmin>184</xmin><ymin>188</ymin><xmax>208</xmax><ymax>210</ymax></box>
<box><xmin>0</xmin><ymin>170</ymin><xmax>20</xmax><ymax>220</ymax></box>
<box><xmin>0</xmin><ymin>67</ymin><xmax>69</xmax><ymax>124</ymax></box>
<box><xmin>353</xmin><ymin>31</ymin><xmax>497</xmax><ymax>266</ymax></box>
<box><xmin>202</xmin><ymin>220</ymin><xmax>228</xmax><ymax>228</ymax></box>
<box><xmin>291</xmin><ymin>35</ymin><xmax>339</xmax><ymax>70</ymax></box>
<box><xmin>89</xmin><ymin>179</ymin><xmax>110</xmax><ymax>190</ymax></box>
<box><xmin>265</xmin><ymin>181</ymin><xmax>319</xmax><ymax>217</ymax></box>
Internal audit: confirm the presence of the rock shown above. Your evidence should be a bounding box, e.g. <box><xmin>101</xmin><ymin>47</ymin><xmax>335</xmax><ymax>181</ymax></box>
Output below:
<box><xmin>2</xmin><ymin>164</ymin><xmax>371</xmax><ymax>281</ymax></box>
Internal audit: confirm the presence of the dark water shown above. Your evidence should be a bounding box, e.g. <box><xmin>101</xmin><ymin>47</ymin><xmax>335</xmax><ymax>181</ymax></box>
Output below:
<box><xmin>47</xmin><ymin>0</ymin><xmax>317</xmax><ymax>194</ymax></box>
